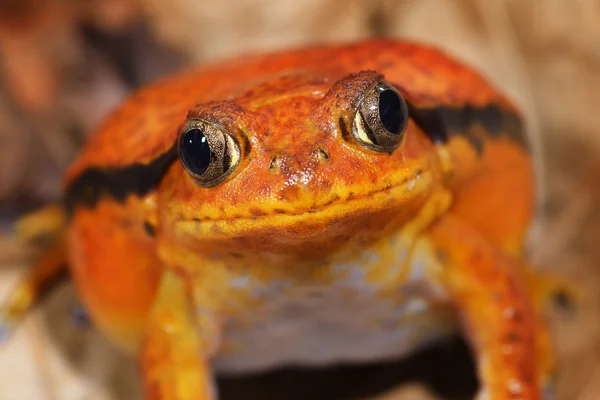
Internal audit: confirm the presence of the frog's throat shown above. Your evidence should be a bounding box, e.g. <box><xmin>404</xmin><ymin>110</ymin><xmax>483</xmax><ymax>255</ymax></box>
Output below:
<box><xmin>174</xmin><ymin>169</ymin><xmax>434</xmax><ymax>237</ymax></box>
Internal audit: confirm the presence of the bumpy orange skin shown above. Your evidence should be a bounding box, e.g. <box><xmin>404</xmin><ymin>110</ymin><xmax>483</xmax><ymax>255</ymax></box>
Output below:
<box><xmin>62</xmin><ymin>39</ymin><xmax>544</xmax><ymax>399</ymax></box>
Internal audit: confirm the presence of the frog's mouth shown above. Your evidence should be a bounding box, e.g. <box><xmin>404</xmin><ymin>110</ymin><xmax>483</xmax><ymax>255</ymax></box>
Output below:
<box><xmin>174</xmin><ymin>169</ymin><xmax>435</xmax><ymax>239</ymax></box>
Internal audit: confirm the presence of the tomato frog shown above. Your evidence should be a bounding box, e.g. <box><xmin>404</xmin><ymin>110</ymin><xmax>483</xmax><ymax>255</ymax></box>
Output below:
<box><xmin>1</xmin><ymin>38</ymin><xmax>575</xmax><ymax>399</ymax></box>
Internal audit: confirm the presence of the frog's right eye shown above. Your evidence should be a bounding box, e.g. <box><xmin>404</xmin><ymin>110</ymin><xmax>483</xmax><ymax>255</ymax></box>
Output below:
<box><xmin>178</xmin><ymin>119</ymin><xmax>240</xmax><ymax>187</ymax></box>
<box><xmin>352</xmin><ymin>80</ymin><xmax>408</xmax><ymax>152</ymax></box>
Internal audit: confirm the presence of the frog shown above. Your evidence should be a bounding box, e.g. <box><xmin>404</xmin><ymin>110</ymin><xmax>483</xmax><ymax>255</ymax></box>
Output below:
<box><xmin>0</xmin><ymin>38</ymin><xmax>570</xmax><ymax>400</ymax></box>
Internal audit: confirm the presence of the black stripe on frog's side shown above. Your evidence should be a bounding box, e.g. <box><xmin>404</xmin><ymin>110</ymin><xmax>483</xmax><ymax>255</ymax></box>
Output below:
<box><xmin>407</xmin><ymin>102</ymin><xmax>528</xmax><ymax>155</ymax></box>
<box><xmin>63</xmin><ymin>144</ymin><xmax>178</xmax><ymax>217</ymax></box>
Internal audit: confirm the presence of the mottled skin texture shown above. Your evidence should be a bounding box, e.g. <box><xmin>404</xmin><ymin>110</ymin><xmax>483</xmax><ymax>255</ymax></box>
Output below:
<box><xmin>5</xmin><ymin>39</ymin><xmax>554</xmax><ymax>399</ymax></box>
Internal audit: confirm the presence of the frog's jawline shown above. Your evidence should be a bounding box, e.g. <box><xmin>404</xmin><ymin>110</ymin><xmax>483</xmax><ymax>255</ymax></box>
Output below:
<box><xmin>63</xmin><ymin>103</ymin><xmax>524</xmax><ymax>215</ymax></box>
<box><xmin>178</xmin><ymin>168</ymin><xmax>426</xmax><ymax>227</ymax></box>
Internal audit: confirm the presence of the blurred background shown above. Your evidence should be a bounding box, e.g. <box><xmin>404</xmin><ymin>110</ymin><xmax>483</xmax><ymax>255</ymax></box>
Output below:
<box><xmin>0</xmin><ymin>0</ymin><xmax>599</xmax><ymax>399</ymax></box>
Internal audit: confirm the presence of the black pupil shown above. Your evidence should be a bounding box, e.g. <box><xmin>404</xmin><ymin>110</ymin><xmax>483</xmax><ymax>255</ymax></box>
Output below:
<box><xmin>378</xmin><ymin>89</ymin><xmax>404</xmax><ymax>134</ymax></box>
<box><xmin>181</xmin><ymin>128</ymin><xmax>211</xmax><ymax>175</ymax></box>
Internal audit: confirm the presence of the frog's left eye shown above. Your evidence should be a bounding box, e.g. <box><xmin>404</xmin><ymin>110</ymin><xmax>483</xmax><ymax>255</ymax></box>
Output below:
<box><xmin>178</xmin><ymin>120</ymin><xmax>241</xmax><ymax>187</ymax></box>
<box><xmin>352</xmin><ymin>81</ymin><xmax>409</xmax><ymax>152</ymax></box>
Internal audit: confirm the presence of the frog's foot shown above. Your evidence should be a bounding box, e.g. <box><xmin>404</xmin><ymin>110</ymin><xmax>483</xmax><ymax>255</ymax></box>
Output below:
<box><xmin>523</xmin><ymin>265</ymin><xmax>580</xmax><ymax>319</ymax></box>
<box><xmin>427</xmin><ymin>214</ymin><xmax>550</xmax><ymax>400</ymax></box>
<box><xmin>140</xmin><ymin>271</ymin><xmax>218</xmax><ymax>400</ymax></box>
<box><xmin>0</xmin><ymin>237</ymin><xmax>67</xmax><ymax>343</ymax></box>
<box><xmin>0</xmin><ymin>204</ymin><xmax>68</xmax><ymax>343</ymax></box>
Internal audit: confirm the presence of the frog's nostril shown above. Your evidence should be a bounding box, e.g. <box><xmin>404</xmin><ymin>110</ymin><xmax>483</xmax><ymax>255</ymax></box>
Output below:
<box><xmin>316</xmin><ymin>147</ymin><xmax>330</xmax><ymax>163</ymax></box>
<box><xmin>269</xmin><ymin>155</ymin><xmax>281</xmax><ymax>174</ymax></box>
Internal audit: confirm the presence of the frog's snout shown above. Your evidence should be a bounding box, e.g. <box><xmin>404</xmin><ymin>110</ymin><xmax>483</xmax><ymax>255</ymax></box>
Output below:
<box><xmin>266</xmin><ymin>148</ymin><xmax>334</xmax><ymax>200</ymax></box>
<box><xmin>268</xmin><ymin>147</ymin><xmax>330</xmax><ymax>176</ymax></box>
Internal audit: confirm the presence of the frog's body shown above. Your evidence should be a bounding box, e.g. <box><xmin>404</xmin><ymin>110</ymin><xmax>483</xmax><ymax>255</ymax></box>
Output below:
<box><xmin>3</xmin><ymin>39</ymin><xmax>559</xmax><ymax>399</ymax></box>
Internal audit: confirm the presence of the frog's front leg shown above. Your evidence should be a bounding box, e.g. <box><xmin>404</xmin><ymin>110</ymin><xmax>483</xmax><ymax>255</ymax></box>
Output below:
<box><xmin>426</xmin><ymin>213</ymin><xmax>549</xmax><ymax>400</ymax></box>
<box><xmin>140</xmin><ymin>270</ymin><xmax>219</xmax><ymax>400</ymax></box>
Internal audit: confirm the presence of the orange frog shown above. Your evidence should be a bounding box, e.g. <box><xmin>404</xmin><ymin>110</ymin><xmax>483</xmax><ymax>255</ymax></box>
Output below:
<box><xmin>2</xmin><ymin>38</ymin><xmax>568</xmax><ymax>399</ymax></box>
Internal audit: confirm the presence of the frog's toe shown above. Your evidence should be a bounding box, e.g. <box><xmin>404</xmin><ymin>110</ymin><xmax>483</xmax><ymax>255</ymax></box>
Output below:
<box><xmin>0</xmin><ymin>285</ymin><xmax>34</xmax><ymax>344</ymax></box>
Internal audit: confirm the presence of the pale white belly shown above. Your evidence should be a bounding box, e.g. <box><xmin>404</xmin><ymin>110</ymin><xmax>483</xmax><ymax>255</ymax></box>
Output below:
<box><xmin>211</xmin><ymin>270</ymin><xmax>458</xmax><ymax>374</ymax></box>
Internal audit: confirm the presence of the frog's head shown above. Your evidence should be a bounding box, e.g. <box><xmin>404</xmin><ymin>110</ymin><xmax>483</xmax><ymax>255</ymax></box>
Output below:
<box><xmin>160</xmin><ymin>70</ymin><xmax>446</xmax><ymax>258</ymax></box>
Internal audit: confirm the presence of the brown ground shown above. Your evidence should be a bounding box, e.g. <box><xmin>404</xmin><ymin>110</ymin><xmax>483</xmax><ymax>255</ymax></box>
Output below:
<box><xmin>0</xmin><ymin>1</ymin><xmax>599</xmax><ymax>399</ymax></box>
